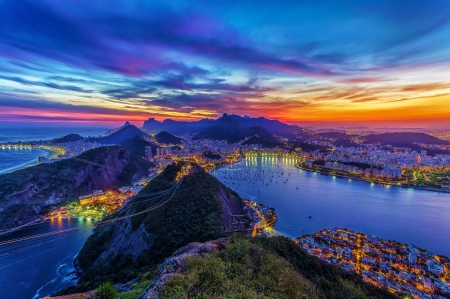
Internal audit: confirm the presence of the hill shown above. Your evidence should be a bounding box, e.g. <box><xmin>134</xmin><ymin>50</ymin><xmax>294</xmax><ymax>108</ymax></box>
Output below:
<box><xmin>363</xmin><ymin>132</ymin><xmax>449</xmax><ymax>146</ymax></box>
<box><xmin>119</xmin><ymin>135</ymin><xmax>159</xmax><ymax>157</ymax></box>
<box><xmin>195</xmin><ymin>113</ymin><xmax>276</xmax><ymax>143</ymax></box>
<box><xmin>140</xmin><ymin>237</ymin><xmax>397</xmax><ymax>299</ymax></box>
<box><xmin>70</xmin><ymin>163</ymin><xmax>249</xmax><ymax>291</ymax></box>
<box><xmin>52</xmin><ymin>133</ymin><xmax>84</xmax><ymax>143</ymax></box>
<box><xmin>0</xmin><ymin>146</ymin><xmax>153</xmax><ymax>230</ymax></box>
<box><xmin>154</xmin><ymin>131</ymin><xmax>182</xmax><ymax>144</ymax></box>
<box><xmin>88</xmin><ymin>125</ymin><xmax>148</xmax><ymax>145</ymax></box>
<box><xmin>242</xmin><ymin>135</ymin><xmax>281</xmax><ymax>148</ymax></box>
<box><xmin>317</xmin><ymin>132</ymin><xmax>359</xmax><ymax>147</ymax></box>
<box><xmin>105</xmin><ymin>121</ymin><xmax>131</xmax><ymax>135</ymax></box>
<box><xmin>59</xmin><ymin>164</ymin><xmax>401</xmax><ymax>299</ymax></box>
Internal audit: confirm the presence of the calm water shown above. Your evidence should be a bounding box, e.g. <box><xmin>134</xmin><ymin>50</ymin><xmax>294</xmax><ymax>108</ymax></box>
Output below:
<box><xmin>213</xmin><ymin>156</ymin><xmax>450</xmax><ymax>257</ymax></box>
<box><xmin>0</xmin><ymin>148</ymin><xmax>50</xmax><ymax>174</ymax></box>
<box><xmin>0</xmin><ymin>125</ymin><xmax>109</xmax><ymax>173</ymax></box>
<box><xmin>0</xmin><ymin>218</ymin><xmax>93</xmax><ymax>299</ymax></box>
<box><xmin>2</xmin><ymin>156</ymin><xmax>450</xmax><ymax>298</ymax></box>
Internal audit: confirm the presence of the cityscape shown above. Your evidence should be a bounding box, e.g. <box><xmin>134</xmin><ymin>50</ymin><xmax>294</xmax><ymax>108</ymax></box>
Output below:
<box><xmin>297</xmin><ymin>229</ymin><xmax>450</xmax><ymax>298</ymax></box>
<box><xmin>1</xmin><ymin>1</ymin><xmax>450</xmax><ymax>299</ymax></box>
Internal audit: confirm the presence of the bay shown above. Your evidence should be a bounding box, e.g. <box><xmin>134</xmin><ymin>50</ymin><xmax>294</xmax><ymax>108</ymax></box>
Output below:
<box><xmin>0</xmin><ymin>218</ymin><xmax>93</xmax><ymax>299</ymax></box>
<box><xmin>213</xmin><ymin>156</ymin><xmax>450</xmax><ymax>257</ymax></box>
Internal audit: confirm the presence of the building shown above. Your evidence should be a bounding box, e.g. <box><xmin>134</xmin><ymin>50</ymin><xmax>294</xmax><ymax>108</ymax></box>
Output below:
<box><xmin>145</xmin><ymin>146</ymin><xmax>153</xmax><ymax>161</ymax></box>
<box><xmin>442</xmin><ymin>180</ymin><xmax>450</xmax><ymax>190</ymax></box>
<box><xmin>79</xmin><ymin>190</ymin><xmax>108</xmax><ymax>205</ymax></box>
<box><xmin>119</xmin><ymin>186</ymin><xmax>144</xmax><ymax>196</ymax></box>
<box><xmin>38</xmin><ymin>155</ymin><xmax>49</xmax><ymax>163</ymax></box>
<box><xmin>428</xmin><ymin>260</ymin><xmax>444</xmax><ymax>275</ymax></box>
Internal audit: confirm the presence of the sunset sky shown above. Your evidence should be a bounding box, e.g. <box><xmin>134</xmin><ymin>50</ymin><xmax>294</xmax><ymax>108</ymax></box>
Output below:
<box><xmin>1</xmin><ymin>0</ymin><xmax>450</xmax><ymax>127</ymax></box>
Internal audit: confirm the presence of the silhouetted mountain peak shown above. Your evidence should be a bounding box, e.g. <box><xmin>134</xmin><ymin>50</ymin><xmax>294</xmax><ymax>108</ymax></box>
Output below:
<box><xmin>155</xmin><ymin>131</ymin><xmax>182</xmax><ymax>144</ymax></box>
<box><xmin>89</xmin><ymin>125</ymin><xmax>148</xmax><ymax>144</ymax></box>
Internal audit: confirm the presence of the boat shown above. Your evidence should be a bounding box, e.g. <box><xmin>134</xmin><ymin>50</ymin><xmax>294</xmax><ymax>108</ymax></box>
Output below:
<box><xmin>308</xmin><ymin>215</ymin><xmax>312</xmax><ymax>219</ymax></box>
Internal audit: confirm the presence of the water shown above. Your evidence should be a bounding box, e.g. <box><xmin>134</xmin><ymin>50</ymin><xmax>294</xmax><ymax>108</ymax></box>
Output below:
<box><xmin>0</xmin><ymin>148</ymin><xmax>50</xmax><ymax>175</ymax></box>
<box><xmin>2</xmin><ymin>156</ymin><xmax>450</xmax><ymax>298</ymax></box>
<box><xmin>0</xmin><ymin>124</ymin><xmax>109</xmax><ymax>173</ymax></box>
<box><xmin>0</xmin><ymin>124</ymin><xmax>109</xmax><ymax>144</ymax></box>
<box><xmin>0</xmin><ymin>218</ymin><xmax>93</xmax><ymax>299</ymax></box>
<box><xmin>213</xmin><ymin>156</ymin><xmax>450</xmax><ymax>257</ymax></box>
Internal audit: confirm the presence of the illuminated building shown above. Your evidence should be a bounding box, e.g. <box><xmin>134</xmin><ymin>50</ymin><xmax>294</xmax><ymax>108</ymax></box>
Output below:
<box><xmin>145</xmin><ymin>146</ymin><xmax>153</xmax><ymax>161</ymax></box>
<box><xmin>79</xmin><ymin>190</ymin><xmax>108</xmax><ymax>205</ymax></box>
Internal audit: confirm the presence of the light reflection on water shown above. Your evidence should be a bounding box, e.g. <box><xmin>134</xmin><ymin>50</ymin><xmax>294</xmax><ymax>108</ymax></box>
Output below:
<box><xmin>0</xmin><ymin>218</ymin><xmax>92</xmax><ymax>299</ymax></box>
<box><xmin>215</xmin><ymin>156</ymin><xmax>450</xmax><ymax>257</ymax></box>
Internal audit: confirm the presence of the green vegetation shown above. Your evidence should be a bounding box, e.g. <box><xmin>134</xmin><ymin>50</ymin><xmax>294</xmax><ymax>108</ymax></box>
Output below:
<box><xmin>253</xmin><ymin>236</ymin><xmax>398</xmax><ymax>299</ymax></box>
<box><xmin>117</xmin><ymin>279</ymin><xmax>152</xmax><ymax>299</ymax></box>
<box><xmin>72</xmin><ymin>163</ymin><xmax>247</xmax><ymax>292</ymax></box>
<box><xmin>66</xmin><ymin>165</ymin><xmax>398</xmax><ymax>299</ymax></box>
<box><xmin>403</xmin><ymin>169</ymin><xmax>450</xmax><ymax>188</ymax></box>
<box><xmin>95</xmin><ymin>281</ymin><xmax>118</xmax><ymax>299</ymax></box>
<box><xmin>160</xmin><ymin>238</ymin><xmax>319</xmax><ymax>299</ymax></box>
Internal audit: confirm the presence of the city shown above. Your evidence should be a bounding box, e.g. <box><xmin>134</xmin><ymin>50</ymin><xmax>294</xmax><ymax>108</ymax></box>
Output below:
<box><xmin>297</xmin><ymin>228</ymin><xmax>450</xmax><ymax>299</ymax></box>
<box><xmin>1</xmin><ymin>1</ymin><xmax>450</xmax><ymax>299</ymax></box>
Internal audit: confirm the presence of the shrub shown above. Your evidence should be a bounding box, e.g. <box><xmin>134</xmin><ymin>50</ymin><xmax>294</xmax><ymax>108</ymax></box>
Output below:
<box><xmin>95</xmin><ymin>281</ymin><xmax>118</xmax><ymax>299</ymax></box>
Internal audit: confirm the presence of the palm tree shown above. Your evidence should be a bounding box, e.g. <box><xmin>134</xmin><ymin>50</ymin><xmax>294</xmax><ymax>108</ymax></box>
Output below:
<box><xmin>95</xmin><ymin>281</ymin><xmax>117</xmax><ymax>299</ymax></box>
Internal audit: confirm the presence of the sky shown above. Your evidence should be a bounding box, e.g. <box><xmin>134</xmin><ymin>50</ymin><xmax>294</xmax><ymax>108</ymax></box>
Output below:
<box><xmin>1</xmin><ymin>0</ymin><xmax>450</xmax><ymax>128</ymax></box>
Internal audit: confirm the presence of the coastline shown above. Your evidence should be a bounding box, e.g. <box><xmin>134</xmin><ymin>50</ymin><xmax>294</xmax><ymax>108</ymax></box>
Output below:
<box><xmin>0</xmin><ymin>147</ymin><xmax>57</xmax><ymax>175</ymax></box>
<box><xmin>294</xmin><ymin>163</ymin><xmax>450</xmax><ymax>194</ymax></box>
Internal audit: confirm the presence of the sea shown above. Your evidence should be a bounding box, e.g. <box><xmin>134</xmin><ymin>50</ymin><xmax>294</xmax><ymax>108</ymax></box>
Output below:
<box><xmin>0</xmin><ymin>124</ymin><xmax>109</xmax><ymax>174</ymax></box>
<box><xmin>1</xmin><ymin>129</ymin><xmax>450</xmax><ymax>298</ymax></box>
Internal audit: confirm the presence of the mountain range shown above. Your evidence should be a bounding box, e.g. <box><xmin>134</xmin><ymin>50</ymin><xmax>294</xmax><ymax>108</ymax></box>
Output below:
<box><xmin>194</xmin><ymin>113</ymin><xmax>277</xmax><ymax>143</ymax></box>
<box><xmin>142</xmin><ymin>113</ymin><xmax>312</xmax><ymax>139</ymax></box>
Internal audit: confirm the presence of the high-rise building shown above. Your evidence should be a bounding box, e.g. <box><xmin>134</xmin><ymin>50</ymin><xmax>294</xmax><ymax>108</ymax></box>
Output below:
<box><xmin>145</xmin><ymin>146</ymin><xmax>153</xmax><ymax>161</ymax></box>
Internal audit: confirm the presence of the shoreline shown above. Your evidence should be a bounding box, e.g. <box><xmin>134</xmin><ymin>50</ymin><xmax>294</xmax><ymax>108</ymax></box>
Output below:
<box><xmin>294</xmin><ymin>163</ymin><xmax>450</xmax><ymax>194</ymax></box>
<box><xmin>0</xmin><ymin>147</ymin><xmax>57</xmax><ymax>175</ymax></box>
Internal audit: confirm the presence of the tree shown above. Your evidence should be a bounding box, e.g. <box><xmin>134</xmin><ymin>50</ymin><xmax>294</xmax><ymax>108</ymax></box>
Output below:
<box><xmin>95</xmin><ymin>281</ymin><xmax>117</xmax><ymax>299</ymax></box>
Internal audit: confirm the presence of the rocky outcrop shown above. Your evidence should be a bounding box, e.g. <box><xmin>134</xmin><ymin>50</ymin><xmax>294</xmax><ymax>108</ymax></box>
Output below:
<box><xmin>41</xmin><ymin>290</ymin><xmax>95</xmax><ymax>299</ymax></box>
<box><xmin>95</xmin><ymin>219</ymin><xmax>152</xmax><ymax>263</ymax></box>
<box><xmin>0</xmin><ymin>146</ymin><xmax>153</xmax><ymax>229</ymax></box>
<box><xmin>138</xmin><ymin>239</ymin><xmax>228</xmax><ymax>299</ymax></box>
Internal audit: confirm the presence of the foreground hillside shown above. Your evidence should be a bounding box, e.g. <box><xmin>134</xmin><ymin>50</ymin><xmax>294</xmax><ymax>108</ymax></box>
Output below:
<box><xmin>56</xmin><ymin>163</ymin><xmax>401</xmax><ymax>299</ymax></box>
<box><xmin>0</xmin><ymin>146</ymin><xmax>153</xmax><ymax>229</ymax></box>
<box><xmin>140</xmin><ymin>237</ymin><xmax>398</xmax><ymax>299</ymax></box>
<box><xmin>68</xmin><ymin>163</ymin><xmax>249</xmax><ymax>292</ymax></box>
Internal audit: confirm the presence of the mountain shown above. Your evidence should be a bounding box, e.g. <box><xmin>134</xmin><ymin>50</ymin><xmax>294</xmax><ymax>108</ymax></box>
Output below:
<box><xmin>60</xmin><ymin>164</ymin><xmax>399</xmax><ymax>298</ymax></box>
<box><xmin>242</xmin><ymin>135</ymin><xmax>281</xmax><ymax>148</ymax></box>
<box><xmin>0</xmin><ymin>146</ymin><xmax>153</xmax><ymax>230</ymax></box>
<box><xmin>142</xmin><ymin>114</ymin><xmax>311</xmax><ymax>138</ymax></box>
<box><xmin>195</xmin><ymin>113</ymin><xmax>277</xmax><ymax>143</ymax></box>
<box><xmin>119</xmin><ymin>135</ymin><xmax>159</xmax><ymax>157</ymax></box>
<box><xmin>105</xmin><ymin>121</ymin><xmax>131</xmax><ymax>135</ymax></box>
<box><xmin>155</xmin><ymin>131</ymin><xmax>183</xmax><ymax>144</ymax></box>
<box><xmin>317</xmin><ymin>132</ymin><xmax>359</xmax><ymax>147</ymax></box>
<box><xmin>52</xmin><ymin>133</ymin><xmax>83</xmax><ymax>143</ymax></box>
<box><xmin>363</xmin><ymin>132</ymin><xmax>449</xmax><ymax>147</ymax></box>
<box><xmin>88</xmin><ymin>125</ymin><xmax>148</xmax><ymax>145</ymax></box>
<box><xmin>71</xmin><ymin>163</ymin><xmax>250</xmax><ymax>291</ymax></box>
